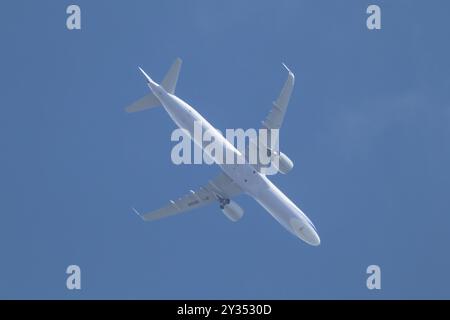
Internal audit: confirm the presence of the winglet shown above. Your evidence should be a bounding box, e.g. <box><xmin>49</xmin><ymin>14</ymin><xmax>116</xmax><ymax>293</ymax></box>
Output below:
<box><xmin>132</xmin><ymin>207</ymin><xmax>144</xmax><ymax>219</ymax></box>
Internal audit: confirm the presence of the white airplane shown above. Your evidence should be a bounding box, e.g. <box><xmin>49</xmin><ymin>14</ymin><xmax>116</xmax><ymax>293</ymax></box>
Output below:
<box><xmin>126</xmin><ymin>58</ymin><xmax>320</xmax><ymax>246</ymax></box>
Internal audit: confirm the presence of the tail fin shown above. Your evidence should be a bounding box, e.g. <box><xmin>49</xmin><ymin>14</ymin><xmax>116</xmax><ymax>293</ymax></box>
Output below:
<box><xmin>161</xmin><ymin>58</ymin><xmax>182</xmax><ymax>94</ymax></box>
<box><xmin>125</xmin><ymin>58</ymin><xmax>182</xmax><ymax>113</ymax></box>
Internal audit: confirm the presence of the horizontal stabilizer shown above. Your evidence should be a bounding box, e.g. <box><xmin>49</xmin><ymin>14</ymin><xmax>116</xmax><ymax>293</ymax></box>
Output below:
<box><xmin>125</xmin><ymin>93</ymin><xmax>160</xmax><ymax>113</ymax></box>
<box><xmin>161</xmin><ymin>58</ymin><xmax>182</xmax><ymax>94</ymax></box>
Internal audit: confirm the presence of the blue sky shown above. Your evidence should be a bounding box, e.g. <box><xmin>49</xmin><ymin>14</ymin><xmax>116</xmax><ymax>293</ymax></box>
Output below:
<box><xmin>1</xmin><ymin>0</ymin><xmax>449</xmax><ymax>299</ymax></box>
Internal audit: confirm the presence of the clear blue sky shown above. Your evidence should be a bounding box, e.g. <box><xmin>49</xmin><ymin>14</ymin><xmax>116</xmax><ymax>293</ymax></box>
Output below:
<box><xmin>1</xmin><ymin>0</ymin><xmax>449</xmax><ymax>299</ymax></box>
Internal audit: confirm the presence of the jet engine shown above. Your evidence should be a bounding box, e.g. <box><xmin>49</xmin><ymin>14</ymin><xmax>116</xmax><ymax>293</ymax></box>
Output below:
<box><xmin>274</xmin><ymin>152</ymin><xmax>294</xmax><ymax>174</ymax></box>
<box><xmin>220</xmin><ymin>200</ymin><xmax>244</xmax><ymax>222</ymax></box>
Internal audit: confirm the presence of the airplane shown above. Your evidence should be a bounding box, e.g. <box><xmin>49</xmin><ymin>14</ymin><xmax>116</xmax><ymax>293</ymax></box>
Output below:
<box><xmin>126</xmin><ymin>58</ymin><xmax>320</xmax><ymax>246</ymax></box>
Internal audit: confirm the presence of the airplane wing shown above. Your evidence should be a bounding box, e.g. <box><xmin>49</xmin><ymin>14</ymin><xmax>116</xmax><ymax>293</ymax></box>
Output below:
<box><xmin>261</xmin><ymin>63</ymin><xmax>295</xmax><ymax>132</ymax></box>
<box><xmin>134</xmin><ymin>172</ymin><xmax>242</xmax><ymax>221</ymax></box>
<box><xmin>247</xmin><ymin>64</ymin><xmax>295</xmax><ymax>172</ymax></box>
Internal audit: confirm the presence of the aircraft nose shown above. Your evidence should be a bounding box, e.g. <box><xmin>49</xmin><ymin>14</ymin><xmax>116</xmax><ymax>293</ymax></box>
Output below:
<box><xmin>309</xmin><ymin>231</ymin><xmax>321</xmax><ymax>246</ymax></box>
<box><xmin>303</xmin><ymin>218</ymin><xmax>320</xmax><ymax>246</ymax></box>
<box><xmin>289</xmin><ymin>218</ymin><xmax>321</xmax><ymax>246</ymax></box>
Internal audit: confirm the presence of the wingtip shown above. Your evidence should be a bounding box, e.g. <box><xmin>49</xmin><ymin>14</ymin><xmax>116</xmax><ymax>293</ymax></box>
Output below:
<box><xmin>132</xmin><ymin>207</ymin><xmax>143</xmax><ymax>218</ymax></box>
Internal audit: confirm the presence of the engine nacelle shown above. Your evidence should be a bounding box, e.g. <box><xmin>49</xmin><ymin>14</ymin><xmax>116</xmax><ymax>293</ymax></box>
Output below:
<box><xmin>276</xmin><ymin>152</ymin><xmax>294</xmax><ymax>174</ymax></box>
<box><xmin>221</xmin><ymin>200</ymin><xmax>244</xmax><ymax>222</ymax></box>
